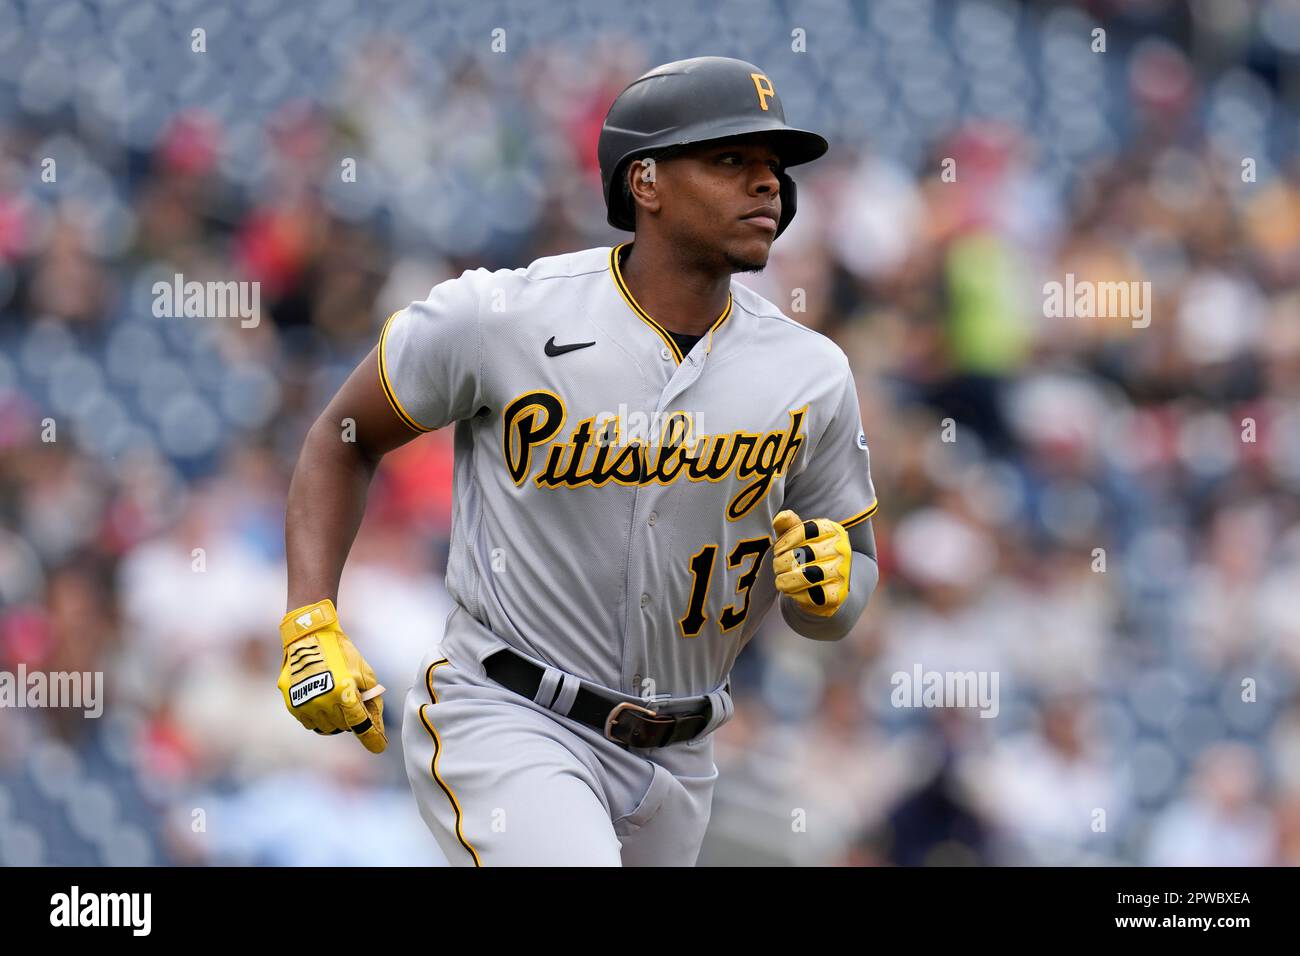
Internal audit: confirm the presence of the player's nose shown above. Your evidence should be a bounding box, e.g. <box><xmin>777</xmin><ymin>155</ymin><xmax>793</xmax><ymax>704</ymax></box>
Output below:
<box><xmin>749</xmin><ymin>161</ymin><xmax>780</xmax><ymax>196</ymax></box>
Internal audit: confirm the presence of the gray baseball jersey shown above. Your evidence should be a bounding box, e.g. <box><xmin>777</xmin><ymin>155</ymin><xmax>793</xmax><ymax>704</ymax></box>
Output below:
<box><xmin>380</xmin><ymin>242</ymin><xmax>877</xmax><ymax>700</ymax></box>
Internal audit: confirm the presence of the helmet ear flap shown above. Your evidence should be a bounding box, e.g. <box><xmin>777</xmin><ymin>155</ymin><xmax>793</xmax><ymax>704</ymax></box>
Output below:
<box><xmin>775</xmin><ymin>171</ymin><xmax>797</xmax><ymax>238</ymax></box>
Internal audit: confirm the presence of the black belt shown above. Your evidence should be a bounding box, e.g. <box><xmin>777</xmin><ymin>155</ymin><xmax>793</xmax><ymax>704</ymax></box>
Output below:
<box><xmin>482</xmin><ymin>648</ymin><xmax>713</xmax><ymax>749</ymax></box>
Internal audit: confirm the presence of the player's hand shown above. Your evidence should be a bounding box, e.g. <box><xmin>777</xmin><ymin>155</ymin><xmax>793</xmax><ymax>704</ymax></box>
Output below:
<box><xmin>772</xmin><ymin>510</ymin><xmax>852</xmax><ymax>618</ymax></box>
<box><xmin>276</xmin><ymin>599</ymin><xmax>388</xmax><ymax>754</ymax></box>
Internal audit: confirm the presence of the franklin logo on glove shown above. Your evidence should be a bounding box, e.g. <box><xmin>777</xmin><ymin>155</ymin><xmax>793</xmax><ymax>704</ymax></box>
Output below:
<box><xmin>289</xmin><ymin>672</ymin><xmax>334</xmax><ymax>707</ymax></box>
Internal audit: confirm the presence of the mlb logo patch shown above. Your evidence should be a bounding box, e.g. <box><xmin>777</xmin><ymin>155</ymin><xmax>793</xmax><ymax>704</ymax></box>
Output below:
<box><xmin>856</xmin><ymin>430</ymin><xmax>868</xmax><ymax>450</ymax></box>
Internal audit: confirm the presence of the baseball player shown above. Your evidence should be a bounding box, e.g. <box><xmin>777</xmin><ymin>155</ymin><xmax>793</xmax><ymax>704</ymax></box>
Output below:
<box><xmin>278</xmin><ymin>56</ymin><xmax>879</xmax><ymax>866</ymax></box>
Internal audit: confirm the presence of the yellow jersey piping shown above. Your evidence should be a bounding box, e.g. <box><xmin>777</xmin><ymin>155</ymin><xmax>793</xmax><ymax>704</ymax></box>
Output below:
<box><xmin>840</xmin><ymin>500</ymin><xmax>879</xmax><ymax>529</ymax></box>
<box><xmin>378</xmin><ymin>310</ymin><xmax>434</xmax><ymax>434</ymax></box>
<box><xmin>609</xmin><ymin>243</ymin><xmax>732</xmax><ymax>364</ymax></box>
<box><xmin>421</xmin><ymin>659</ymin><xmax>482</xmax><ymax>866</ymax></box>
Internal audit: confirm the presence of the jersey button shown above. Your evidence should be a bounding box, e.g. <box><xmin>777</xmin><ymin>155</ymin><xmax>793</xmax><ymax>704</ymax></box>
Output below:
<box><xmin>640</xmin><ymin>593</ymin><xmax>650</xmax><ymax>607</ymax></box>
<box><xmin>647</xmin><ymin>511</ymin><xmax>657</xmax><ymax>526</ymax></box>
<box><xmin>660</xmin><ymin>347</ymin><xmax>672</xmax><ymax>361</ymax></box>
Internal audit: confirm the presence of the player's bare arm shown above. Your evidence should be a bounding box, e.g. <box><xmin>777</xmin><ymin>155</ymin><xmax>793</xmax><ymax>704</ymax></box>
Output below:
<box><xmin>277</xmin><ymin>344</ymin><xmax>423</xmax><ymax>753</ymax></box>
<box><xmin>284</xmin><ymin>345</ymin><xmax>420</xmax><ymax>610</ymax></box>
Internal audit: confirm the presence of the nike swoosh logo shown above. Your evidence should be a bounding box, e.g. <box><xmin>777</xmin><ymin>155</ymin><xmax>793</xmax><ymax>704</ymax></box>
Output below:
<box><xmin>544</xmin><ymin>336</ymin><xmax>596</xmax><ymax>357</ymax></box>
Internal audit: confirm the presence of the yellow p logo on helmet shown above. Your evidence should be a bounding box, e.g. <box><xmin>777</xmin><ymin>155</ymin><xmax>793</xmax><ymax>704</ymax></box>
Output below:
<box><xmin>750</xmin><ymin>73</ymin><xmax>775</xmax><ymax>111</ymax></box>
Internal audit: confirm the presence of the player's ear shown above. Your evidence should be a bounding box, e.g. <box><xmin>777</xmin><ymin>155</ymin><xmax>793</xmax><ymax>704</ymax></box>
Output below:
<box><xmin>626</xmin><ymin>157</ymin><xmax>662</xmax><ymax>219</ymax></box>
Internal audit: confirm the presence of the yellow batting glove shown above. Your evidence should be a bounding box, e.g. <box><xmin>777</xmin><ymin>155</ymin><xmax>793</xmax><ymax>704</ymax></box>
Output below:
<box><xmin>772</xmin><ymin>510</ymin><xmax>852</xmax><ymax>618</ymax></box>
<box><xmin>277</xmin><ymin>599</ymin><xmax>388</xmax><ymax>754</ymax></box>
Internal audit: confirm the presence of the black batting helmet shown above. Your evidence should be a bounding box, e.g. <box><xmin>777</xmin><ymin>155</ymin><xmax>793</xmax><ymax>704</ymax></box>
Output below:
<box><xmin>598</xmin><ymin>56</ymin><xmax>828</xmax><ymax>238</ymax></box>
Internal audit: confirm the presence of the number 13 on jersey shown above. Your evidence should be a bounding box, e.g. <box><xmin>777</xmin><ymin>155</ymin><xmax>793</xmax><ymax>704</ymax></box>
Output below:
<box><xmin>678</xmin><ymin>536</ymin><xmax>772</xmax><ymax>638</ymax></box>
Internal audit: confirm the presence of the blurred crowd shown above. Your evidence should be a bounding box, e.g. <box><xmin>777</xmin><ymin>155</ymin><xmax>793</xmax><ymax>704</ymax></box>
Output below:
<box><xmin>2</xmin><ymin>0</ymin><xmax>1299</xmax><ymax>865</ymax></box>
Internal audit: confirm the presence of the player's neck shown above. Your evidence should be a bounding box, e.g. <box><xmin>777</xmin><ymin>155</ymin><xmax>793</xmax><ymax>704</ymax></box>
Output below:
<box><xmin>619</xmin><ymin>239</ymin><xmax>731</xmax><ymax>337</ymax></box>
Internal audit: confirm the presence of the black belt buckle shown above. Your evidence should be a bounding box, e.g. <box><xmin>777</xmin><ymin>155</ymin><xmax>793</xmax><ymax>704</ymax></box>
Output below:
<box><xmin>604</xmin><ymin>701</ymin><xmax>677</xmax><ymax>748</ymax></box>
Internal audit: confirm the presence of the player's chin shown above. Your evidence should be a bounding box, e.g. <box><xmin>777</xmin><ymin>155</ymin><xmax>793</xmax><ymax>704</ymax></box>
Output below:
<box><xmin>721</xmin><ymin>234</ymin><xmax>773</xmax><ymax>274</ymax></box>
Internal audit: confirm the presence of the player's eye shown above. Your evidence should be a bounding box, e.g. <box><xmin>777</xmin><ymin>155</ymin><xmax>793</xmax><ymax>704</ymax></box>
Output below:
<box><xmin>717</xmin><ymin>152</ymin><xmax>743</xmax><ymax>165</ymax></box>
